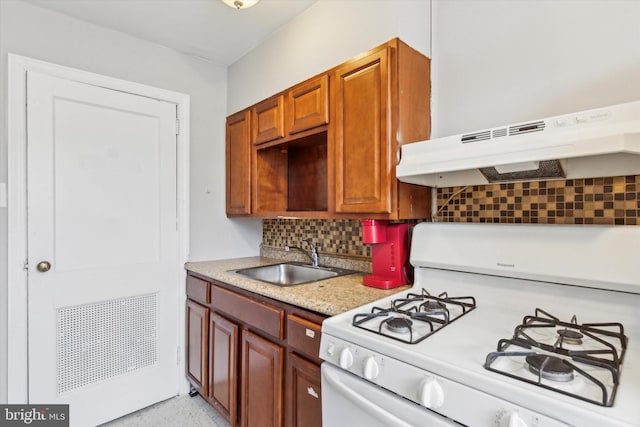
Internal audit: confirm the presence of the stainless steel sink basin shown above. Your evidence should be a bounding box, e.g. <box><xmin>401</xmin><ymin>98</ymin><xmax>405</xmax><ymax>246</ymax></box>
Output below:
<box><xmin>235</xmin><ymin>262</ymin><xmax>356</xmax><ymax>286</ymax></box>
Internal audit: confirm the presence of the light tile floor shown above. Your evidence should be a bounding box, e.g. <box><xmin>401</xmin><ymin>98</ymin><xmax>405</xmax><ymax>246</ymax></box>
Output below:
<box><xmin>101</xmin><ymin>394</ymin><xmax>231</xmax><ymax>427</ymax></box>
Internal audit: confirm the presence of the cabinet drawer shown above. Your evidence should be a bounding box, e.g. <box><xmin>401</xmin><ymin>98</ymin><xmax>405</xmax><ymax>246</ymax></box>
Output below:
<box><xmin>287</xmin><ymin>314</ymin><xmax>322</xmax><ymax>361</ymax></box>
<box><xmin>211</xmin><ymin>286</ymin><xmax>284</xmax><ymax>340</ymax></box>
<box><xmin>187</xmin><ymin>275</ymin><xmax>211</xmax><ymax>305</ymax></box>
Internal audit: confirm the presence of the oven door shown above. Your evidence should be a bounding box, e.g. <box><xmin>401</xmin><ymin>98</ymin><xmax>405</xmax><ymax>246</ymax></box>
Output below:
<box><xmin>321</xmin><ymin>363</ymin><xmax>458</xmax><ymax>427</ymax></box>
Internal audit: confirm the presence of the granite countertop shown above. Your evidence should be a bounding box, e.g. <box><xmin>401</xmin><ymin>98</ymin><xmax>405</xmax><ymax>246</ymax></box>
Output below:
<box><xmin>185</xmin><ymin>257</ymin><xmax>410</xmax><ymax>317</ymax></box>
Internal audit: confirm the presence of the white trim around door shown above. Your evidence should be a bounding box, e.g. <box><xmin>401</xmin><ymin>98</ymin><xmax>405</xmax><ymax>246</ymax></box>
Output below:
<box><xmin>7</xmin><ymin>54</ymin><xmax>191</xmax><ymax>403</ymax></box>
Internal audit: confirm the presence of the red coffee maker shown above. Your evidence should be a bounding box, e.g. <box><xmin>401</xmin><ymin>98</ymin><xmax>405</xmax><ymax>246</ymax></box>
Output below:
<box><xmin>360</xmin><ymin>220</ymin><xmax>412</xmax><ymax>289</ymax></box>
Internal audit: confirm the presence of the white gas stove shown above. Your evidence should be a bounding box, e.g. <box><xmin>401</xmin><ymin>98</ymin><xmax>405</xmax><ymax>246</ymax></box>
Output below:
<box><xmin>320</xmin><ymin>223</ymin><xmax>640</xmax><ymax>427</ymax></box>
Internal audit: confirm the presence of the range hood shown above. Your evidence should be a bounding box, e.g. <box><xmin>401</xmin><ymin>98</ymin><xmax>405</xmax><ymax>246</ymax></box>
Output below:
<box><xmin>397</xmin><ymin>100</ymin><xmax>640</xmax><ymax>187</ymax></box>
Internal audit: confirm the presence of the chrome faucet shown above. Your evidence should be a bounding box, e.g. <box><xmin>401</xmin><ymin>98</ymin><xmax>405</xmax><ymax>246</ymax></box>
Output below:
<box><xmin>302</xmin><ymin>238</ymin><xmax>319</xmax><ymax>268</ymax></box>
<box><xmin>286</xmin><ymin>238</ymin><xmax>319</xmax><ymax>267</ymax></box>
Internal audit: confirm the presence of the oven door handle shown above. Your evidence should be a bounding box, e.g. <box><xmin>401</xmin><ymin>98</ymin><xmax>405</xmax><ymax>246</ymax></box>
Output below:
<box><xmin>323</xmin><ymin>367</ymin><xmax>413</xmax><ymax>427</ymax></box>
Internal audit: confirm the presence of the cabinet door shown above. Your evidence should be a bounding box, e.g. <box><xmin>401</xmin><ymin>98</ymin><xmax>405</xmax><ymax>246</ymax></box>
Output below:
<box><xmin>287</xmin><ymin>75</ymin><xmax>329</xmax><ymax>135</ymax></box>
<box><xmin>186</xmin><ymin>299</ymin><xmax>209</xmax><ymax>396</ymax></box>
<box><xmin>208</xmin><ymin>313</ymin><xmax>238</xmax><ymax>426</ymax></box>
<box><xmin>241</xmin><ymin>329</ymin><xmax>284</xmax><ymax>427</ymax></box>
<box><xmin>286</xmin><ymin>353</ymin><xmax>321</xmax><ymax>427</ymax></box>
<box><xmin>253</xmin><ymin>96</ymin><xmax>285</xmax><ymax>145</ymax></box>
<box><xmin>226</xmin><ymin>110</ymin><xmax>251</xmax><ymax>215</ymax></box>
<box><xmin>334</xmin><ymin>47</ymin><xmax>392</xmax><ymax>213</ymax></box>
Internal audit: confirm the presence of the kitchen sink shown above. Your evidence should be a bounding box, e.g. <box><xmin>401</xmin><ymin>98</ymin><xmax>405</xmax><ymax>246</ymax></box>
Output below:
<box><xmin>235</xmin><ymin>262</ymin><xmax>356</xmax><ymax>286</ymax></box>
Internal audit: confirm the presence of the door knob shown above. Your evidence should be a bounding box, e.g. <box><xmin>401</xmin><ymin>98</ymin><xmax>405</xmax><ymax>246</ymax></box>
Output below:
<box><xmin>36</xmin><ymin>261</ymin><xmax>51</xmax><ymax>272</ymax></box>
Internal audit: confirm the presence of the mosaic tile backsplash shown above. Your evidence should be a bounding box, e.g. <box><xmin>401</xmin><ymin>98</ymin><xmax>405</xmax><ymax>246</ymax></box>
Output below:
<box><xmin>436</xmin><ymin>175</ymin><xmax>640</xmax><ymax>225</ymax></box>
<box><xmin>262</xmin><ymin>219</ymin><xmax>371</xmax><ymax>258</ymax></box>
<box><xmin>262</xmin><ymin>175</ymin><xmax>640</xmax><ymax>259</ymax></box>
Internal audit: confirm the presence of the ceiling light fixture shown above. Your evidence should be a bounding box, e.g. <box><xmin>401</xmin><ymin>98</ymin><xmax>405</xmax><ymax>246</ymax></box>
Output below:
<box><xmin>221</xmin><ymin>0</ymin><xmax>260</xmax><ymax>9</ymax></box>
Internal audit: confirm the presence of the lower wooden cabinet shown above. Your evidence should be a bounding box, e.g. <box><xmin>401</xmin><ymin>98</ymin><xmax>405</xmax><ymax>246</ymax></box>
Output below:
<box><xmin>240</xmin><ymin>329</ymin><xmax>284</xmax><ymax>427</ymax></box>
<box><xmin>286</xmin><ymin>353</ymin><xmax>322</xmax><ymax>427</ymax></box>
<box><xmin>185</xmin><ymin>274</ymin><xmax>325</xmax><ymax>427</ymax></box>
<box><xmin>208</xmin><ymin>312</ymin><xmax>238</xmax><ymax>426</ymax></box>
<box><xmin>186</xmin><ymin>299</ymin><xmax>209</xmax><ymax>396</ymax></box>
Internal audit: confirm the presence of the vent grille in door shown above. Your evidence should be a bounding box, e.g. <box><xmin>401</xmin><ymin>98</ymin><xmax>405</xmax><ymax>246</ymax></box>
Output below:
<box><xmin>56</xmin><ymin>293</ymin><xmax>158</xmax><ymax>395</ymax></box>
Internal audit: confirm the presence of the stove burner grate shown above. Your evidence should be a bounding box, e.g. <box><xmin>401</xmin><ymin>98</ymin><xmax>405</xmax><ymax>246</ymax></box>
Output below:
<box><xmin>484</xmin><ymin>308</ymin><xmax>626</xmax><ymax>407</ymax></box>
<box><xmin>351</xmin><ymin>289</ymin><xmax>476</xmax><ymax>345</ymax></box>
<box><xmin>514</xmin><ymin>308</ymin><xmax>626</xmax><ymax>367</ymax></box>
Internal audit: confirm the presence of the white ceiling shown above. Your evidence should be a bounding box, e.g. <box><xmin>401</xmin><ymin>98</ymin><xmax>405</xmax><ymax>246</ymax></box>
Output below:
<box><xmin>23</xmin><ymin>0</ymin><xmax>318</xmax><ymax>66</ymax></box>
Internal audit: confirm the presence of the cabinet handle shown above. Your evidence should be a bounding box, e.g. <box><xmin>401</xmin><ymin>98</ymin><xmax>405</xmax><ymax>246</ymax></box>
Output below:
<box><xmin>305</xmin><ymin>328</ymin><xmax>315</xmax><ymax>338</ymax></box>
<box><xmin>307</xmin><ymin>386</ymin><xmax>319</xmax><ymax>398</ymax></box>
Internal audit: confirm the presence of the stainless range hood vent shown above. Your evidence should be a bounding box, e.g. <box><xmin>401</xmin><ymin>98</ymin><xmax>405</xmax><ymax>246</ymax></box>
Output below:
<box><xmin>397</xmin><ymin>101</ymin><xmax>640</xmax><ymax>188</ymax></box>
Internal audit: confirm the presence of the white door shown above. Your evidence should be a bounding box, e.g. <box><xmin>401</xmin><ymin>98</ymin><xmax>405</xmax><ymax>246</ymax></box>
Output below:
<box><xmin>27</xmin><ymin>70</ymin><xmax>180</xmax><ymax>427</ymax></box>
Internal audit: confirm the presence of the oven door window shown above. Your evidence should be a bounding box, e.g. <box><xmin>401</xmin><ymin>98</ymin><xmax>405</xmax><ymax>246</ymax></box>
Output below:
<box><xmin>321</xmin><ymin>363</ymin><xmax>457</xmax><ymax>427</ymax></box>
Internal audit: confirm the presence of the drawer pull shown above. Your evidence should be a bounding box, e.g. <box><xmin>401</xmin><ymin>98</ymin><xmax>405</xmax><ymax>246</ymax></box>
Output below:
<box><xmin>305</xmin><ymin>328</ymin><xmax>315</xmax><ymax>338</ymax></box>
<box><xmin>307</xmin><ymin>386</ymin><xmax>319</xmax><ymax>399</ymax></box>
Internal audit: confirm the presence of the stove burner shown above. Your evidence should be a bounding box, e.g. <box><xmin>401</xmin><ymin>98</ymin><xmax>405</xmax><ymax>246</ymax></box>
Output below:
<box><xmin>485</xmin><ymin>308</ymin><xmax>627</xmax><ymax>407</ymax></box>
<box><xmin>352</xmin><ymin>289</ymin><xmax>476</xmax><ymax>345</ymax></box>
<box><xmin>420</xmin><ymin>300</ymin><xmax>446</xmax><ymax>314</ymax></box>
<box><xmin>557</xmin><ymin>328</ymin><xmax>584</xmax><ymax>345</ymax></box>
<box><xmin>525</xmin><ymin>354</ymin><xmax>575</xmax><ymax>382</ymax></box>
<box><xmin>384</xmin><ymin>317</ymin><xmax>413</xmax><ymax>334</ymax></box>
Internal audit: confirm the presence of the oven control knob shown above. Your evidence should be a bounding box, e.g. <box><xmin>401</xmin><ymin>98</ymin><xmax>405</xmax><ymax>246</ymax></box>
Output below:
<box><xmin>499</xmin><ymin>411</ymin><xmax>528</xmax><ymax>427</ymax></box>
<box><xmin>418</xmin><ymin>377</ymin><xmax>444</xmax><ymax>409</ymax></box>
<box><xmin>338</xmin><ymin>348</ymin><xmax>353</xmax><ymax>369</ymax></box>
<box><xmin>363</xmin><ymin>357</ymin><xmax>379</xmax><ymax>380</ymax></box>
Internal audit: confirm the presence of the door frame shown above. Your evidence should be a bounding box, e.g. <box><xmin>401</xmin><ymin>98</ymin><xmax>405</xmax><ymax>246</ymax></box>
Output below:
<box><xmin>7</xmin><ymin>54</ymin><xmax>191</xmax><ymax>403</ymax></box>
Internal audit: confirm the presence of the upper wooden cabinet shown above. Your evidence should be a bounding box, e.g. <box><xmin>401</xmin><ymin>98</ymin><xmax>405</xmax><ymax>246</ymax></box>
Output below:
<box><xmin>287</xmin><ymin>75</ymin><xmax>329</xmax><ymax>135</ymax></box>
<box><xmin>334</xmin><ymin>47</ymin><xmax>392</xmax><ymax>214</ymax></box>
<box><xmin>252</xmin><ymin>96</ymin><xmax>285</xmax><ymax>145</ymax></box>
<box><xmin>334</xmin><ymin>40</ymin><xmax>431</xmax><ymax>217</ymax></box>
<box><xmin>226</xmin><ymin>110</ymin><xmax>251</xmax><ymax>216</ymax></box>
<box><xmin>252</xmin><ymin>75</ymin><xmax>329</xmax><ymax>146</ymax></box>
<box><xmin>225</xmin><ymin>38</ymin><xmax>431</xmax><ymax>219</ymax></box>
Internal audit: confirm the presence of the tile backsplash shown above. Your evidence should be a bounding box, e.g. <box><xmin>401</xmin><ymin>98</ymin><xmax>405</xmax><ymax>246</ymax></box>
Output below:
<box><xmin>262</xmin><ymin>219</ymin><xmax>370</xmax><ymax>257</ymax></box>
<box><xmin>436</xmin><ymin>175</ymin><xmax>639</xmax><ymax>225</ymax></box>
<box><xmin>261</xmin><ymin>175</ymin><xmax>640</xmax><ymax>260</ymax></box>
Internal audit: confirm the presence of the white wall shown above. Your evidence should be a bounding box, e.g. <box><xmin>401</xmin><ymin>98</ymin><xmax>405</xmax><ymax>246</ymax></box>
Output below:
<box><xmin>0</xmin><ymin>0</ymin><xmax>262</xmax><ymax>403</ymax></box>
<box><xmin>432</xmin><ymin>0</ymin><xmax>640</xmax><ymax>137</ymax></box>
<box><xmin>227</xmin><ymin>0</ymin><xmax>432</xmax><ymax>113</ymax></box>
<box><xmin>230</xmin><ymin>0</ymin><xmax>640</xmax><ymax>135</ymax></box>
